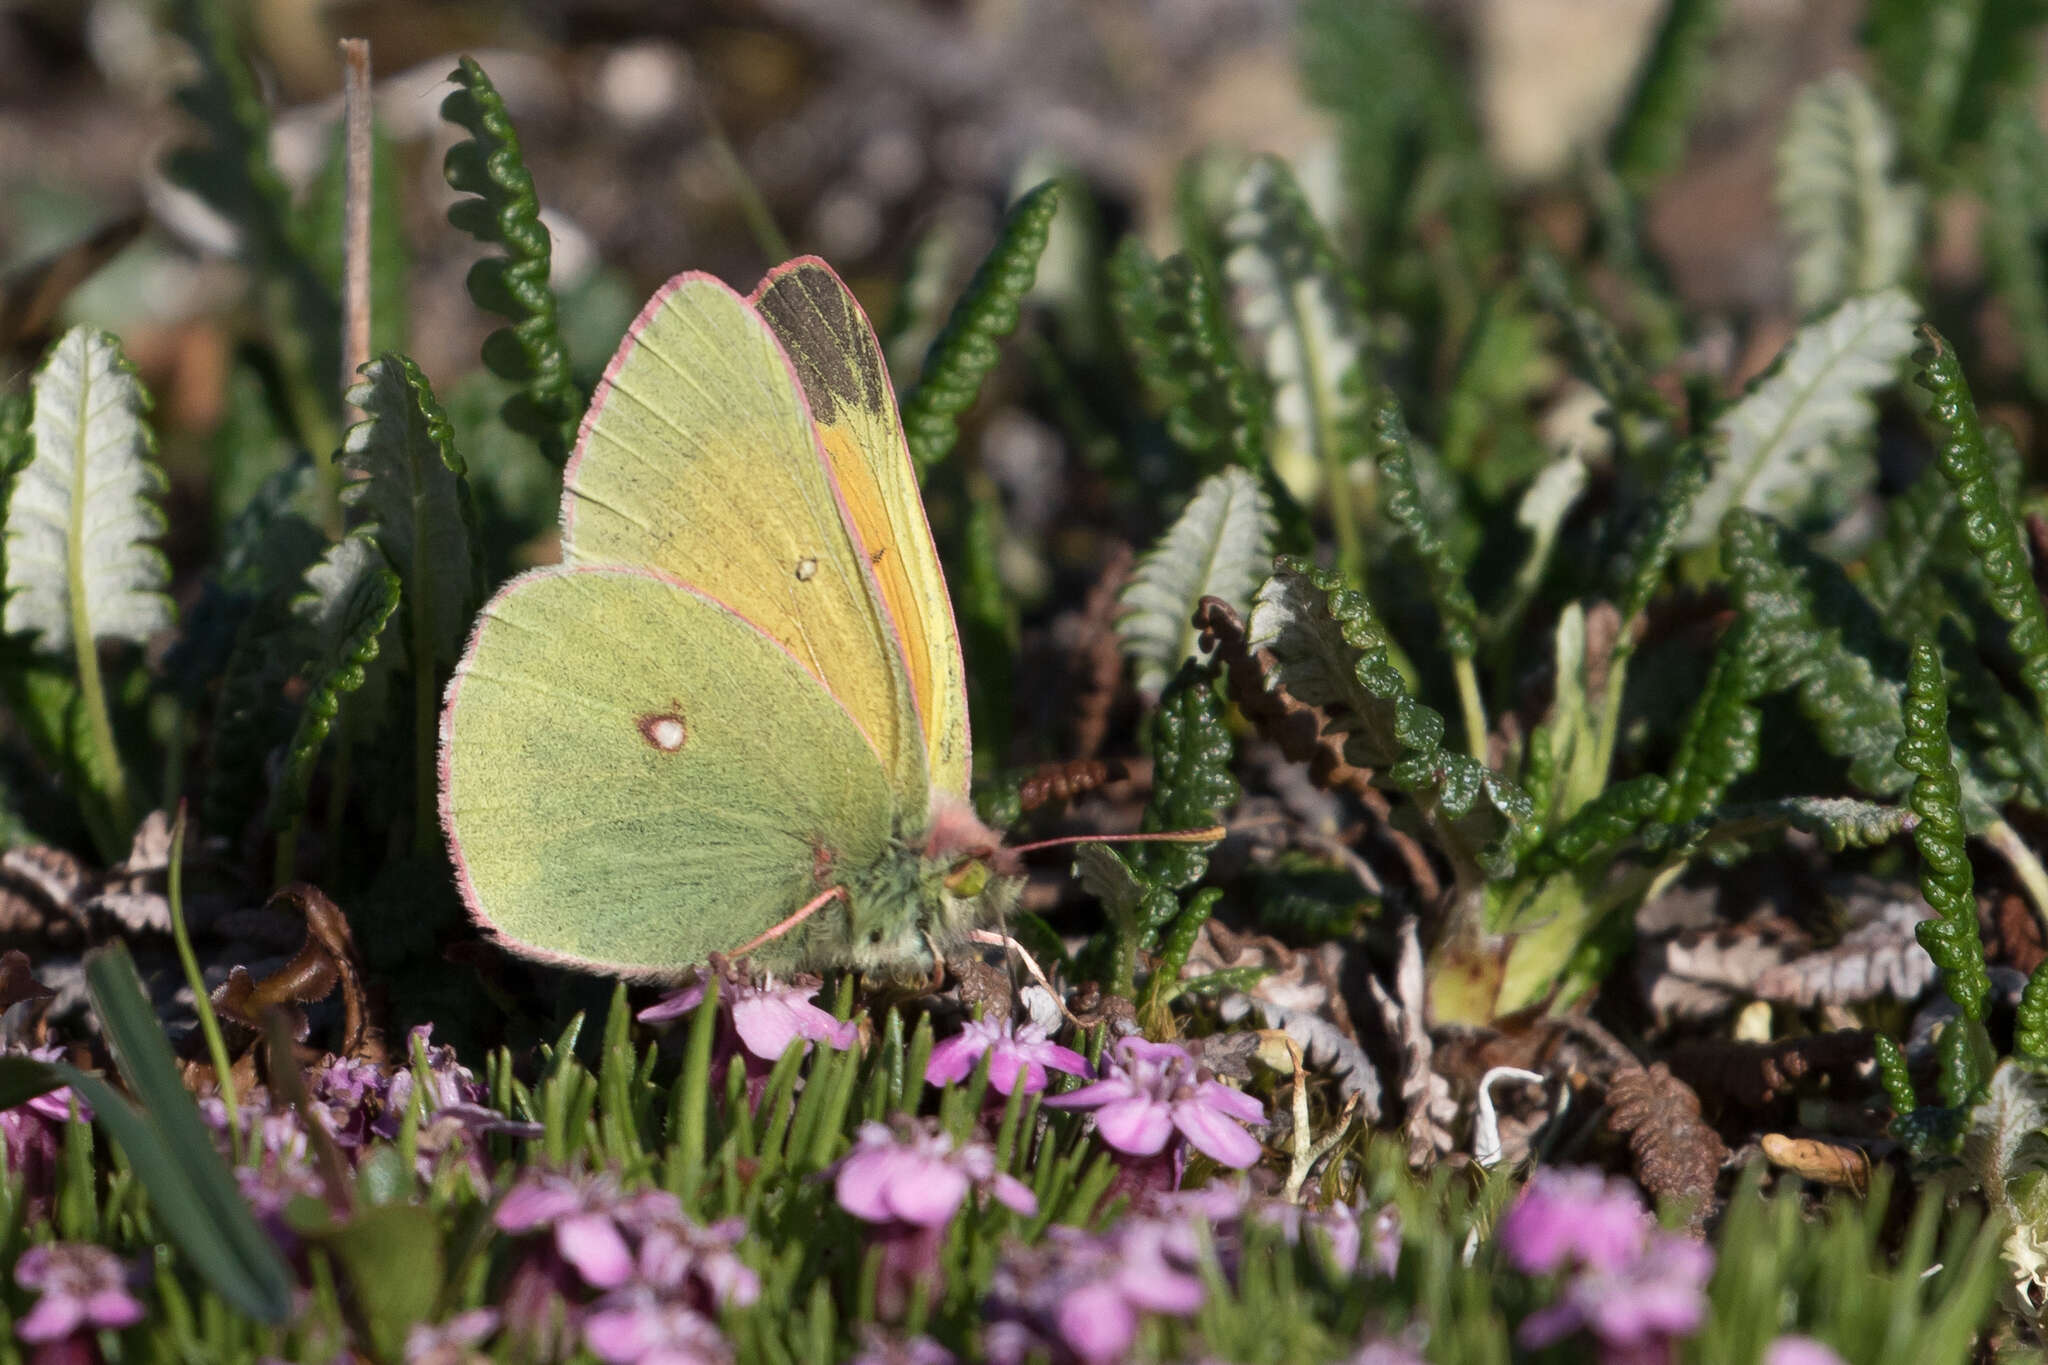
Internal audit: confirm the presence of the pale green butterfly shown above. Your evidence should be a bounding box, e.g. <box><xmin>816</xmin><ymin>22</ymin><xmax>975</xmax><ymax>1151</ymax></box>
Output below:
<box><xmin>439</xmin><ymin>258</ymin><xmax>1216</xmax><ymax>980</ymax></box>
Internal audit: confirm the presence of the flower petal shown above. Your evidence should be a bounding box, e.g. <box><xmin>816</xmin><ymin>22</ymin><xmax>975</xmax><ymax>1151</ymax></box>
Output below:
<box><xmin>834</xmin><ymin>1149</ymin><xmax>902</xmax><ymax>1223</ymax></box>
<box><xmin>1093</xmin><ymin>1097</ymin><xmax>1175</xmax><ymax>1155</ymax></box>
<box><xmin>1173</xmin><ymin>1099</ymin><xmax>1262</xmax><ymax>1168</ymax></box>
<box><xmin>1056</xmin><ymin>1283</ymin><xmax>1138</xmax><ymax>1365</ymax></box>
<box><xmin>495</xmin><ymin>1181</ymin><xmax>580</xmax><ymax>1232</ymax></box>
<box><xmin>1191</xmin><ymin>1080</ymin><xmax>1265</xmax><ymax>1124</ymax></box>
<box><xmin>924</xmin><ymin>1036</ymin><xmax>982</xmax><ymax>1086</ymax></box>
<box><xmin>991</xmin><ymin>1173</ymin><xmax>1039</xmax><ymax>1217</ymax></box>
<box><xmin>1043</xmin><ymin>1078</ymin><xmax>1132</xmax><ymax>1112</ymax></box>
<box><xmin>636</xmin><ymin>982</ymin><xmax>707</xmax><ymax>1023</ymax></box>
<box><xmin>557</xmin><ymin>1212</ymin><xmax>635</xmax><ymax>1289</ymax></box>
<box><xmin>883</xmin><ymin>1162</ymin><xmax>970</xmax><ymax>1228</ymax></box>
<box><xmin>15</xmin><ymin>1293</ymin><xmax>84</xmax><ymax>1344</ymax></box>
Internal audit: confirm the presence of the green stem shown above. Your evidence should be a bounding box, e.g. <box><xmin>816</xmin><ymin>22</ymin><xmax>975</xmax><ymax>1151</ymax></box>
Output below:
<box><xmin>1988</xmin><ymin>819</ymin><xmax>2048</xmax><ymax>936</ymax></box>
<box><xmin>1588</xmin><ymin>655</ymin><xmax>1630</xmax><ymax>795</ymax></box>
<box><xmin>1453</xmin><ymin>654</ymin><xmax>1488</xmax><ymax>761</ymax></box>
<box><xmin>168</xmin><ymin>810</ymin><xmax>242</xmax><ymax>1159</ymax></box>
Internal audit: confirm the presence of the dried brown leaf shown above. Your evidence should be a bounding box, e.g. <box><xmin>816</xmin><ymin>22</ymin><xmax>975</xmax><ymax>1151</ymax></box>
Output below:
<box><xmin>1667</xmin><ymin>1030</ymin><xmax>1874</xmax><ymax>1110</ymax></box>
<box><xmin>1364</xmin><ymin>917</ymin><xmax>1455</xmax><ymax>1164</ymax></box>
<box><xmin>1604</xmin><ymin>1063</ymin><xmax>1729</xmax><ymax>1231</ymax></box>
<box><xmin>1760</xmin><ymin>1132</ymin><xmax>1870</xmax><ymax>1194</ymax></box>
<box><xmin>1639</xmin><ymin>915</ymin><xmax>1810</xmax><ymax>1021</ymax></box>
<box><xmin>210</xmin><ymin>883</ymin><xmax>373</xmax><ymax>1058</ymax></box>
<box><xmin>1752</xmin><ymin>900</ymin><xmax>1934</xmax><ymax>1006</ymax></box>
<box><xmin>1018</xmin><ymin>760</ymin><xmax>1122</xmax><ymax>812</ymax></box>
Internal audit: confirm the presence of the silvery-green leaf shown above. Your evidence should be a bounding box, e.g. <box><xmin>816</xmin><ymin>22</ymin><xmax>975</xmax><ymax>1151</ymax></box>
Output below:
<box><xmin>3</xmin><ymin>328</ymin><xmax>172</xmax><ymax>651</ymax></box>
<box><xmin>1681</xmin><ymin>288</ymin><xmax>1918</xmax><ymax>547</ymax></box>
<box><xmin>1119</xmin><ymin>467</ymin><xmax>1274</xmax><ymax>692</ymax></box>
<box><xmin>1777</xmin><ymin>72</ymin><xmax>1923</xmax><ymax>315</ymax></box>
<box><xmin>1221</xmin><ymin>158</ymin><xmax>1369</xmax><ymax>503</ymax></box>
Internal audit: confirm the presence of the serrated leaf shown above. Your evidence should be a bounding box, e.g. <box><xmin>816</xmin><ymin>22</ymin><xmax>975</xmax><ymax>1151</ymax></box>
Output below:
<box><xmin>1221</xmin><ymin>157</ymin><xmax>1370</xmax><ymax>506</ymax></box>
<box><xmin>1776</xmin><ymin>72</ymin><xmax>1923</xmax><ymax>315</ymax></box>
<box><xmin>4</xmin><ymin>328</ymin><xmax>171</xmax><ymax>651</ymax></box>
<box><xmin>1119</xmin><ymin>467</ymin><xmax>1274</xmax><ymax>692</ymax></box>
<box><xmin>1668</xmin><ymin>796</ymin><xmax>1916</xmax><ymax>854</ymax></box>
<box><xmin>441</xmin><ymin>57</ymin><xmax>579</xmax><ymax>466</ymax></box>
<box><xmin>1899</xmin><ymin>637</ymin><xmax>1991</xmax><ymax>1025</ymax></box>
<box><xmin>1374</xmin><ymin>394</ymin><xmax>1478</xmax><ymax>656</ymax></box>
<box><xmin>269</xmin><ymin>533</ymin><xmax>402</xmax><ymax>829</ymax></box>
<box><xmin>1869</xmin><ymin>0</ymin><xmax>2048</xmax><ymax>165</ymax></box>
<box><xmin>1965</xmin><ymin>1060</ymin><xmax>2048</xmax><ymax>1214</ymax></box>
<box><xmin>1682</xmin><ymin>289</ymin><xmax>1918</xmax><ymax>546</ymax></box>
<box><xmin>1247</xmin><ymin>558</ymin><xmax>1530</xmax><ymax>878</ymax></box>
<box><xmin>1724</xmin><ymin>510</ymin><xmax>1908</xmax><ymax>795</ymax></box>
<box><xmin>1130</xmin><ymin>662</ymin><xmax>1236</xmax><ymax>895</ymax></box>
<box><xmin>1985</xmin><ymin>96</ymin><xmax>2048</xmax><ymax>400</ymax></box>
<box><xmin>1073</xmin><ymin>841</ymin><xmax>1146</xmax><ymax>920</ymax></box>
<box><xmin>342</xmin><ymin>354</ymin><xmax>481</xmax><ymax>676</ymax></box>
<box><xmin>1863</xmin><ymin>462</ymin><xmax>1963</xmax><ymax>640</ymax></box>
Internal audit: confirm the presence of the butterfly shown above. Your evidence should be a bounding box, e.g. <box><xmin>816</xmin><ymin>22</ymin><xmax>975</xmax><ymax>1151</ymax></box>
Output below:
<box><xmin>437</xmin><ymin>258</ymin><xmax>1017</xmax><ymax>980</ymax></box>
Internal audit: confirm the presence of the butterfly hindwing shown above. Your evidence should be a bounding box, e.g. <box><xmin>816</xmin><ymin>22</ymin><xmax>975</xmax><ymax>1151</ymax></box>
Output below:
<box><xmin>751</xmin><ymin>259</ymin><xmax>972</xmax><ymax>799</ymax></box>
<box><xmin>560</xmin><ymin>273</ymin><xmax>929</xmax><ymax>805</ymax></box>
<box><xmin>439</xmin><ymin>565</ymin><xmax>902</xmax><ymax>976</ymax></box>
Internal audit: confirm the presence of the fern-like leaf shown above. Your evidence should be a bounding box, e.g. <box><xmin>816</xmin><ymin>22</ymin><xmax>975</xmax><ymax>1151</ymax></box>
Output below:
<box><xmin>1869</xmin><ymin>0</ymin><xmax>2048</xmax><ymax>166</ymax></box>
<box><xmin>2019</xmin><ymin>962</ymin><xmax>2048</xmax><ymax>1064</ymax></box>
<box><xmin>1247</xmin><ymin>558</ymin><xmax>1531</xmax><ymax>878</ymax></box>
<box><xmin>1521</xmin><ymin>773</ymin><xmax>1671</xmax><ymax>879</ymax></box>
<box><xmin>1724</xmin><ymin>510</ymin><xmax>1907</xmax><ymax>795</ymax></box>
<box><xmin>1985</xmin><ymin>96</ymin><xmax>2048</xmax><ymax>400</ymax></box>
<box><xmin>442</xmin><ymin>57</ymin><xmax>580</xmax><ymax>466</ymax></box>
<box><xmin>341</xmin><ymin>355</ymin><xmax>481</xmax><ymax>676</ymax></box>
<box><xmin>1682</xmin><ymin>288</ymin><xmax>1918</xmax><ymax>546</ymax></box>
<box><xmin>1659</xmin><ymin>618</ymin><xmax>1764</xmax><ymax>825</ymax></box>
<box><xmin>1524</xmin><ymin>246</ymin><xmax>1676</xmax><ymax>428</ymax></box>
<box><xmin>900</xmin><ymin>181</ymin><xmax>1062</xmax><ymax>475</ymax></box>
<box><xmin>1130</xmin><ymin>661</ymin><xmax>1237</xmax><ymax>896</ymax></box>
<box><xmin>1664</xmin><ymin>796</ymin><xmax>1915</xmax><ymax>856</ymax></box>
<box><xmin>1916</xmin><ymin>324</ymin><xmax>2048</xmax><ymax>717</ymax></box>
<box><xmin>1608</xmin><ymin>0</ymin><xmax>1722</xmax><ymax>191</ymax></box>
<box><xmin>269</xmin><ymin>534</ymin><xmax>401</xmax><ymax>830</ymax></box>
<box><xmin>1863</xmin><ymin>463</ymin><xmax>1963</xmax><ymax>640</ymax></box>
<box><xmin>1775</xmin><ymin>72</ymin><xmax>1922</xmax><ymax>316</ymax></box>
<box><xmin>1899</xmin><ymin>637</ymin><xmax>1990</xmax><ymax>1023</ymax></box>
<box><xmin>1220</xmin><ymin>157</ymin><xmax>1370</xmax><ymax>511</ymax></box>
<box><xmin>4</xmin><ymin>329</ymin><xmax>172</xmax><ymax>855</ymax></box>
<box><xmin>1373</xmin><ymin>393</ymin><xmax>1477</xmax><ymax>657</ymax></box>
<box><xmin>1118</xmin><ymin>468</ymin><xmax>1274</xmax><ymax>693</ymax></box>
<box><xmin>1612</xmin><ymin>441</ymin><xmax>1708</xmax><ymax>652</ymax></box>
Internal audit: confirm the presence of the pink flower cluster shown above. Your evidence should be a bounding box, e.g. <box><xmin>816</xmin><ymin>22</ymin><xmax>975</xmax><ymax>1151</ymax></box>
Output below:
<box><xmin>1045</xmin><ymin>1036</ymin><xmax>1265</xmax><ymax>1169</ymax></box>
<box><xmin>639</xmin><ymin>974</ymin><xmax>856</xmax><ymax>1062</ymax></box>
<box><xmin>1497</xmin><ymin>1168</ymin><xmax>1713</xmax><ymax>1365</ymax></box>
<box><xmin>490</xmin><ymin>1170</ymin><xmax>757</xmax><ymax>1364</ymax></box>
<box><xmin>13</xmin><ymin>1242</ymin><xmax>143</xmax><ymax>1348</ymax></box>
<box><xmin>924</xmin><ymin>1016</ymin><xmax>1091</xmax><ymax>1096</ymax></box>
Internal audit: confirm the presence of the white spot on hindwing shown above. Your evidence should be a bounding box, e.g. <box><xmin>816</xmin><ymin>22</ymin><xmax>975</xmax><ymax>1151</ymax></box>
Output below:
<box><xmin>637</xmin><ymin>711</ymin><xmax>687</xmax><ymax>752</ymax></box>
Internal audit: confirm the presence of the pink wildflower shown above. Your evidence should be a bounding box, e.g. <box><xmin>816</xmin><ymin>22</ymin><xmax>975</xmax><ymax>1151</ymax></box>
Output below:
<box><xmin>495</xmin><ymin>1170</ymin><xmax>637</xmax><ymax>1289</ymax></box>
<box><xmin>1517</xmin><ymin>1229</ymin><xmax>1714</xmax><ymax>1362</ymax></box>
<box><xmin>1497</xmin><ymin>1167</ymin><xmax>1653</xmax><ymax>1274</ymax></box>
<box><xmin>581</xmin><ymin>1290</ymin><xmax>731</xmax><ymax>1365</ymax></box>
<box><xmin>640</xmin><ymin>974</ymin><xmax>856</xmax><ymax>1060</ymax></box>
<box><xmin>833</xmin><ymin>1120</ymin><xmax>1037</xmax><ymax>1227</ymax></box>
<box><xmin>13</xmin><ymin>1244</ymin><xmax>144</xmax><ymax>1343</ymax></box>
<box><xmin>985</xmin><ymin>1219</ymin><xmax>1206</xmax><ymax>1365</ymax></box>
<box><xmin>1763</xmin><ymin>1339</ymin><xmax>1849</xmax><ymax>1365</ymax></box>
<box><xmin>925</xmin><ymin>1016</ymin><xmax>1090</xmax><ymax>1095</ymax></box>
<box><xmin>404</xmin><ymin>1308</ymin><xmax>499</xmax><ymax>1365</ymax></box>
<box><xmin>1045</xmin><ymin>1037</ymin><xmax>1265</xmax><ymax>1168</ymax></box>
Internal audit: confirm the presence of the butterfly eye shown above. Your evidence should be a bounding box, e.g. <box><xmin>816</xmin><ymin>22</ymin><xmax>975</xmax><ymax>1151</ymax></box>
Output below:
<box><xmin>636</xmin><ymin>712</ymin><xmax>688</xmax><ymax>753</ymax></box>
<box><xmin>945</xmin><ymin>860</ymin><xmax>991</xmax><ymax>898</ymax></box>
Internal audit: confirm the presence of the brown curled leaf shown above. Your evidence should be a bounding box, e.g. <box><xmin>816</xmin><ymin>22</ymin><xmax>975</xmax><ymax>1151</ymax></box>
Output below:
<box><xmin>1666</xmin><ymin>1030</ymin><xmax>1875</xmax><ymax>1110</ymax></box>
<box><xmin>1197</xmin><ymin>597</ymin><xmax>1440</xmax><ymax>899</ymax></box>
<box><xmin>1018</xmin><ymin>759</ymin><xmax>1124</xmax><ymax>812</ymax></box>
<box><xmin>1761</xmin><ymin>1132</ymin><xmax>1870</xmax><ymax>1195</ymax></box>
<box><xmin>1604</xmin><ymin>1063</ymin><xmax>1728</xmax><ymax>1232</ymax></box>
<box><xmin>1069</xmin><ymin>545</ymin><xmax>1132</xmax><ymax>761</ymax></box>
<box><xmin>211</xmin><ymin>883</ymin><xmax>371</xmax><ymax>1057</ymax></box>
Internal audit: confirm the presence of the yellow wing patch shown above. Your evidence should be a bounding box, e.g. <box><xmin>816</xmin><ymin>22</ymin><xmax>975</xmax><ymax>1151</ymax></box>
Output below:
<box><xmin>752</xmin><ymin>260</ymin><xmax>973</xmax><ymax>799</ymax></box>
<box><xmin>559</xmin><ymin>273</ymin><xmax>928</xmax><ymax>803</ymax></box>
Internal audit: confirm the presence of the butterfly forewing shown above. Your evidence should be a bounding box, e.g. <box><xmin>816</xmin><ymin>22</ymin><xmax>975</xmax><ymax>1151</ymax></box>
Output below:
<box><xmin>751</xmin><ymin>259</ymin><xmax>973</xmax><ymax>799</ymax></box>
<box><xmin>439</xmin><ymin>565</ymin><xmax>901</xmax><ymax>976</ymax></box>
<box><xmin>560</xmin><ymin>273</ymin><xmax>929</xmax><ymax>806</ymax></box>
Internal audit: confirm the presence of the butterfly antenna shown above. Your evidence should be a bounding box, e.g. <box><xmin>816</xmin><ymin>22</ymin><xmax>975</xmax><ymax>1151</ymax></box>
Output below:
<box><xmin>1004</xmin><ymin>825</ymin><xmax>1228</xmax><ymax>858</ymax></box>
<box><xmin>730</xmin><ymin>886</ymin><xmax>848</xmax><ymax>959</ymax></box>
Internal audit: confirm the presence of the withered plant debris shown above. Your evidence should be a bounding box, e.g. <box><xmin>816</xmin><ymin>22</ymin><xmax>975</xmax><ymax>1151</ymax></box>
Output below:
<box><xmin>1760</xmin><ymin>1132</ymin><xmax>1871</xmax><ymax>1195</ymax></box>
<box><xmin>1064</xmin><ymin>544</ymin><xmax>1133</xmax><ymax>760</ymax></box>
<box><xmin>1667</xmin><ymin>1030</ymin><xmax>1875</xmax><ymax>1111</ymax></box>
<box><xmin>1752</xmin><ymin>901</ymin><xmax>1935</xmax><ymax>1007</ymax></box>
<box><xmin>1362</xmin><ymin>918</ymin><xmax>1455</xmax><ymax>1164</ymax></box>
<box><xmin>208</xmin><ymin>883</ymin><xmax>375</xmax><ymax>1061</ymax></box>
<box><xmin>1604</xmin><ymin>1063</ymin><xmax>1730</xmax><ymax>1232</ymax></box>
<box><xmin>1192</xmin><ymin>921</ymin><xmax>1382</xmax><ymax>1116</ymax></box>
<box><xmin>1018</xmin><ymin>759</ymin><xmax>1125</xmax><ymax>812</ymax></box>
<box><xmin>1638</xmin><ymin>914</ymin><xmax>1812</xmax><ymax>1021</ymax></box>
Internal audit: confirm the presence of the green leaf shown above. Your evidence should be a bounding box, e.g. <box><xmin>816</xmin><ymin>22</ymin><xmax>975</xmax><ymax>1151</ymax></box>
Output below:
<box><xmin>1664</xmin><ymin>795</ymin><xmax>1916</xmax><ymax>855</ymax></box>
<box><xmin>1523</xmin><ymin>245</ymin><xmax>1677</xmax><ymax>428</ymax></box>
<box><xmin>1608</xmin><ymin>0</ymin><xmax>1722</xmax><ymax>190</ymax></box>
<box><xmin>1131</xmin><ymin>661</ymin><xmax>1236</xmax><ymax>894</ymax></box>
<box><xmin>269</xmin><ymin>533</ymin><xmax>402</xmax><ymax>829</ymax></box>
<box><xmin>1373</xmin><ymin>392</ymin><xmax>1477</xmax><ymax>657</ymax></box>
<box><xmin>1863</xmin><ymin>462</ymin><xmax>1964</xmax><ymax>640</ymax></box>
<box><xmin>1775</xmin><ymin>72</ymin><xmax>1923</xmax><ymax>315</ymax></box>
<box><xmin>1118</xmin><ymin>467</ymin><xmax>1275</xmax><ymax>693</ymax></box>
<box><xmin>75</xmin><ymin>941</ymin><xmax>294</xmax><ymax>1322</ymax></box>
<box><xmin>341</xmin><ymin>355</ymin><xmax>481</xmax><ymax>678</ymax></box>
<box><xmin>2020</xmin><ymin>960</ymin><xmax>2048</xmax><ymax>1062</ymax></box>
<box><xmin>1659</xmin><ymin>618</ymin><xmax>1765</xmax><ymax>824</ymax></box>
<box><xmin>1723</xmin><ymin>510</ymin><xmax>1908</xmax><ymax>796</ymax></box>
<box><xmin>441</xmin><ymin>57</ymin><xmax>580</xmax><ymax>466</ymax></box>
<box><xmin>1682</xmin><ymin>288</ymin><xmax>1918</xmax><ymax>546</ymax></box>
<box><xmin>1916</xmin><ymin>324</ymin><xmax>2048</xmax><ymax>718</ymax></box>
<box><xmin>300</xmin><ymin>1202</ymin><xmax>445</xmax><ymax>1361</ymax></box>
<box><xmin>1219</xmin><ymin>157</ymin><xmax>1371</xmax><ymax>539</ymax></box>
<box><xmin>1611</xmin><ymin>442</ymin><xmax>1708</xmax><ymax>651</ymax></box>
<box><xmin>1984</xmin><ymin>95</ymin><xmax>2048</xmax><ymax>399</ymax></box>
<box><xmin>1247</xmin><ymin>558</ymin><xmax>1530</xmax><ymax>878</ymax></box>
<box><xmin>1520</xmin><ymin>773</ymin><xmax>1670</xmax><ymax>878</ymax></box>
<box><xmin>1869</xmin><ymin>0</ymin><xmax>2048</xmax><ymax>166</ymax></box>
<box><xmin>4</xmin><ymin>328</ymin><xmax>172</xmax><ymax>855</ymax></box>
<box><xmin>1899</xmin><ymin>637</ymin><xmax>1991</xmax><ymax>1022</ymax></box>
<box><xmin>900</xmin><ymin>180</ymin><xmax>1062</xmax><ymax>474</ymax></box>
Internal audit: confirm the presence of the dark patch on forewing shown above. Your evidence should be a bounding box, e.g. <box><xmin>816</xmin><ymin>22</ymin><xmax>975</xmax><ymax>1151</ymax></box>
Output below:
<box><xmin>756</xmin><ymin>267</ymin><xmax>882</xmax><ymax>426</ymax></box>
